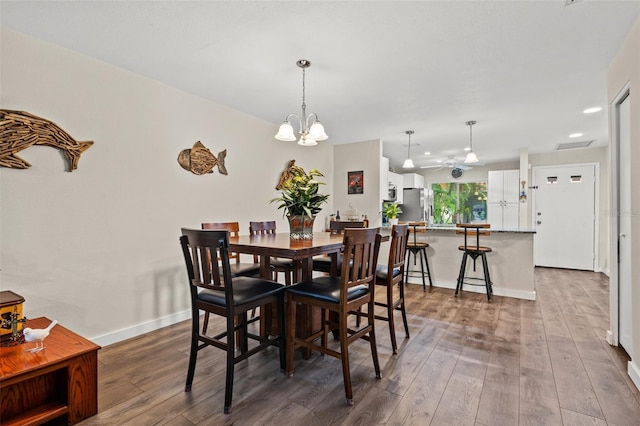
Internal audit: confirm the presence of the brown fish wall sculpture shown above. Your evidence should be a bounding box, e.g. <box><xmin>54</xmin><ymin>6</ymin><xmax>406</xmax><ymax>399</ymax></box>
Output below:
<box><xmin>178</xmin><ymin>141</ymin><xmax>227</xmax><ymax>175</ymax></box>
<box><xmin>0</xmin><ymin>109</ymin><xmax>93</xmax><ymax>172</ymax></box>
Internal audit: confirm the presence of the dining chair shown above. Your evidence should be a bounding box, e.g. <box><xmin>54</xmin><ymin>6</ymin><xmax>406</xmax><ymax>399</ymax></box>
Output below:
<box><xmin>312</xmin><ymin>220</ymin><xmax>366</xmax><ymax>274</ymax></box>
<box><xmin>201</xmin><ymin>222</ymin><xmax>262</xmax><ymax>332</ymax></box>
<box><xmin>455</xmin><ymin>223</ymin><xmax>493</xmax><ymax>301</ymax></box>
<box><xmin>249</xmin><ymin>221</ymin><xmax>295</xmax><ymax>285</ymax></box>
<box><xmin>285</xmin><ymin>227</ymin><xmax>382</xmax><ymax>406</ymax></box>
<box><xmin>180</xmin><ymin>228</ymin><xmax>285</xmax><ymax>414</ymax></box>
<box><xmin>373</xmin><ymin>223</ymin><xmax>410</xmax><ymax>354</ymax></box>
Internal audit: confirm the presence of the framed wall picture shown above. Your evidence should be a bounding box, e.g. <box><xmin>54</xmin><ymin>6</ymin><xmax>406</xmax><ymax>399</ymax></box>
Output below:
<box><xmin>348</xmin><ymin>170</ymin><xmax>364</xmax><ymax>194</ymax></box>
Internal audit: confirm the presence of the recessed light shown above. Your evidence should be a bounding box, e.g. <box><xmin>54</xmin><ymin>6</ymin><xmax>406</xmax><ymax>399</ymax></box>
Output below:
<box><xmin>583</xmin><ymin>107</ymin><xmax>602</xmax><ymax>114</ymax></box>
<box><xmin>423</xmin><ymin>151</ymin><xmax>431</xmax><ymax>156</ymax></box>
<box><xmin>569</xmin><ymin>133</ymin><xmax>583</xmax><ymax>138</ymax></box>
<box><xmin>436</xmin><ymin>160</ymin><xmax>443</xmax><ymax>163</ymax></box>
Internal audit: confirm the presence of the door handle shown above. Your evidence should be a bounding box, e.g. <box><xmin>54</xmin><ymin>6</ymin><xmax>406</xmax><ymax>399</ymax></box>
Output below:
<box><xmin>620</xmin><ymin>233</ymin><xmax>627</xmax><ymax>238</ymax></box>
<box><xmin>537</xmin><ymin>221</ymin><xmax>542</xmax><ymax>225</ymax></box>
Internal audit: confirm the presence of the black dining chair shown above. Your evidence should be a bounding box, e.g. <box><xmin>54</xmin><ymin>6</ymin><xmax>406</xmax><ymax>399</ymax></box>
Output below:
<box><xmin>285</xmin><ymin>227</ymin><xmax>382</xmax><ymax>406</ymax></box>
<box><xmin>179</xmin><ymin>228</ymin><xmax>286</xmax><ymax>414</ymax></box>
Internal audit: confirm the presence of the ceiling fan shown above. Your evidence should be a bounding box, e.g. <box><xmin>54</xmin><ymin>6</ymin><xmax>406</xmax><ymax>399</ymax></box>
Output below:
<box><xmin>420</xmin><ymin>156</ymin><xmax>474</xmax><ymax>171</ymax></box>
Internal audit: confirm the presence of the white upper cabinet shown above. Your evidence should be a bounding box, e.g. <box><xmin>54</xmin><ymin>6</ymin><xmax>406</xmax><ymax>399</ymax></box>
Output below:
<box><xmin>487</xmin><ymin>169</ymin><xmax>520</xmax><ymax>228</ymax></box>
<box><xmin>402</xmin><ymin>173</ymin><xmax>424</xmax><ymax>189</ymax></box>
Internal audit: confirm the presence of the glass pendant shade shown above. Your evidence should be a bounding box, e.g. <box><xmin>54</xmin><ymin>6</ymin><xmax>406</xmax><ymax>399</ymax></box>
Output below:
<box><xmin>464</xmin><ymin>151</ymin><xmax>479</xmax><ymax>164</ymax></box>
<box><xmin>309</xmin><ymin>121</ymin><xmax>328</xmax><ymax>140</ymax></box>
<box><xmin>402</xmin><ymin>158</ymin><xmax>415</xmax><ymax>168</ymax></box>
<box><xmin>275</xmin><ymin>122</ymin><xmax>296</xmax><ymax>141</ymax></box>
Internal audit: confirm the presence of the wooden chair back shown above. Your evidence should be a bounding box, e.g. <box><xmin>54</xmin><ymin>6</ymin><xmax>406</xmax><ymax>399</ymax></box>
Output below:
<box><xmin>249</xmin><ymin>221</ymin><xmax>277</xmax><ymax>262</ymax></box>
<box><xmin>202</xmin><ymin>222</ymin><xmax>242</xmax><ymax>264</ymax></box>
<box><xmin>388</xmin><ymin>224</ymin><xmax>410</xmax><ymax>282</ymax></box>
<box><xmin>456</xmin><ymin>223</ymin><xmax>491</xmax><ymax>250</ymax></box>
<box><xmin>330</xmin><ymin>220</ymin><xmax>365</xmax><ymax>235</ymax></box>
<box><xmin>339</xmin><ymin>228</ymin><xmax>382</xmax><ymax>296</ymax></box>
<box><xmin>180</xmin><ymin>228</ymin><xmax>234</xmax><ymax>305</ymax></box>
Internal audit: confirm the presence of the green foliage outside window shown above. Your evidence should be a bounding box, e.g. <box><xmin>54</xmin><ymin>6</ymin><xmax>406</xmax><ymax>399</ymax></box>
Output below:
<box><xmin>431</xmin><ymin>181</ymin><xmax>487</xmax><ymax>224</ymax></box>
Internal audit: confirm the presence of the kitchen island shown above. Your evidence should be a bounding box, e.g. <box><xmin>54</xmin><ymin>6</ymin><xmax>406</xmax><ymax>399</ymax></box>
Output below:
<box><xmin>380</xmin><ymin>226</ymin><xmax>536</xmax><ymax>300</ymax></box>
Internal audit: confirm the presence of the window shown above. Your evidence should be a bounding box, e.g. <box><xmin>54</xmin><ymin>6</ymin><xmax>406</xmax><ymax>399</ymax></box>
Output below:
<box><xmin>431</xmin><ymin>181</ymin><xmax>487</xmax><ymax>225</ymax></box>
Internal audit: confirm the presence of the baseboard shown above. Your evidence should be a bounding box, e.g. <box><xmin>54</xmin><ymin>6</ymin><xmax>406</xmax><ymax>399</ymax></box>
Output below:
<box><xmin>628</xmin><ymin>360</ymin><xmax>640</xmax><ymax>392</ymax></box>
<box><xmin>91</xmin><ymin>309</ymin><xmax>191</xmax><ymax>347</ymax></box>
<box><xmin>606</xmin><ymin>330</ymin><xmax>615</xmax><ymax>345</ymax></box>
<box><xmin>405</xmin><ymin>279</ymin><xmax>536</xmax><ymax>300</ymax></box>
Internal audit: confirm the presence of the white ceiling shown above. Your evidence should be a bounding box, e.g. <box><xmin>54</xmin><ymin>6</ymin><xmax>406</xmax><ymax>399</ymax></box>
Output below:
<box><xmin>2</xmin><ymin>1</ymin><xmax>639</xmax><ymax>171</ymax></box>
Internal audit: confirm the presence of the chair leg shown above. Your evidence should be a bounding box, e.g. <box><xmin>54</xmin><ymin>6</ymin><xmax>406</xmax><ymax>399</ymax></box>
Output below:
<box><xmin>398</xmin><ymin>279</ymin><xmax>410</xmax><ymax>339</ymax></box>
<box><xmin>387</xmin><ymin>284</ymin><xmax>398</xmax><ymax>354</ymax></box>
<box><xmin>456</xmin><ymin>253</ymin><xmax>468</xmax><ymax>296</ymax></box>
<box><xmin>418</xmin><ymin>248</ymin><xmax>427</xmax><ymax>291</ymax></box>
<box><xmin>404</xmin><ymin>249</ymin><xmax>412</xmax><ymax>284</ymax></box>
<box><xmin>224</xmin><ymin>315</ymin><xmax>236</xmax><ymax>414</ymax></box>
<box><xmin>285</xmin><ymin>294</ymin><xmax>296</xmax><ymax>377</ymax></box>
<box><xmin>481</xmin><ymin>253</ymin><xmax>493</xmax><ymax>302</ymax></box>
<box><xmin>368</xmin><ymin>299</ymin><xmax>382</xmax><ymax>380</ymax></box>
<box><xmin>202</xmin><ymin>312</ymin><xmax>210</xmax><ymax>334</ymax></box>
<box><xmin>339</xmin><ymin>313</ymin><xmax>354</xmax><ymax>406</ymax></box>
<box><xmin>185</xmin><ymin>312</ymin><xmax>200</xmax><ymax>392</ymax></box>
<box><xmin>276</xmin><ymin>294</ymin><xmax>286</xmax><ymax>372</ymax></box>
<box><xmin>423</xmin><ymin>248</ymin><xmax>434</xmax><ymax>287</ymax></box>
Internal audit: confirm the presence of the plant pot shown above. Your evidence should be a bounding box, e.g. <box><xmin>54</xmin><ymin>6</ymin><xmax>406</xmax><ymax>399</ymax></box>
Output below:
<box><xmin>288</xmin><ymin>215</ymin><xmax>315</xmax><ymax>240</ymax></box>
<box><xmin>388</xmin><ymin>218</ymin><xmax>399</xmax><ymax>226</ymax></box>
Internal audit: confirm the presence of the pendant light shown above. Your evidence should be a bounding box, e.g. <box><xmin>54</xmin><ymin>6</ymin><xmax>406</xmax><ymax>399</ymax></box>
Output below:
<box><xmin>402</xmin><ymin>130</ymin><xmax>415</xmax><ymax>169</ymax></box>
<box><xmin>274</xmin><ymin>59</ymin><xmax>328</xmax><ymax>146</ymax></box>
<box><xmin>464</xmin><ymin>120</ymin><xmax>479</xmax><ymax>164</ymax></box>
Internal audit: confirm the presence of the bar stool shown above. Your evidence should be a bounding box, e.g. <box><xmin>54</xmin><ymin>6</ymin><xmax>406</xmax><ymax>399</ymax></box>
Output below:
<box><xmin>455</xmin><ymin>223</ymin><xmax>493</xmax><ymax>301</ymax></box>
<box><xmin>403</xmin><ymin>221</ymin><xmax>433</xmax><ymax>291</ymax></box>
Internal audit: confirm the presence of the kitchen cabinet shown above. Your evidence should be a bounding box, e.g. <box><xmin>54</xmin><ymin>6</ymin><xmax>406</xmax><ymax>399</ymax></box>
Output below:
<box><xmin>403</xmin><ymin>173</ymin><xmax>424</xmax><ymax>189</ymax></box>
<box><xmin>487</xmin><ymin>170</ymin><xmax>520</xmax><ymax>229</ymax></box>
<box><xmin>388</xmin><ymin>171</ymin><xmax>404</xmax><ymax>204</ymax></box>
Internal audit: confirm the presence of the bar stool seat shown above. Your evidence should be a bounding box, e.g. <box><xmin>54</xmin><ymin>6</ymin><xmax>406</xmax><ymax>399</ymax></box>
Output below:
<box><xmin>402</xmin><ymin>222</ymin><xmax>433</xmax><ymax>291</ymax></box>
<box><xmin>455</xmin><ymin>223</ymin><xmax>493</xmax><ymax>301</ymax></box>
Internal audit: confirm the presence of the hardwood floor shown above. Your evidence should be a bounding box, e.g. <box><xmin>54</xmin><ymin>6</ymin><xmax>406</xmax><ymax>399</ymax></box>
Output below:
<box><xmin>79</xmin><ymin>268</ymin><xmax>640</xmax><ymax>425</ymax></box>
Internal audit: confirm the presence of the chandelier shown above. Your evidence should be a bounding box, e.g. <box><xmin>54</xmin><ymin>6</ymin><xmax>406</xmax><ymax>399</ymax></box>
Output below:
<box><xmin>464</xmin><ymin>120</ymin><xmax>480</xmax><ymax>164</ymax></box>
<box><xmin>274</xmin><ymin>59</ymin><xmax>328</xmax><ymax>146</ymax></box>
<box><xmin>402</xmin><ymin>130</ymin><xmax>415</xmax><ymax>169</ymax></box>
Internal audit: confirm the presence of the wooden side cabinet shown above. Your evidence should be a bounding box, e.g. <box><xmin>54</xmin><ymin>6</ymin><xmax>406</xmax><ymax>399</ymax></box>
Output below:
<box><xmin>0</xmin><ymin>317</ymin><xmax>100</xmax><ymax>425</ymax></box>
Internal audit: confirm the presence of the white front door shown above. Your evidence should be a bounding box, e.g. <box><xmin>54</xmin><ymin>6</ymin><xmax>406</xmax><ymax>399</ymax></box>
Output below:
<box><xmin>534</xmin><ymin>164</ymin><xmax>596</xmax><ymax>270</ymax></box>
<box><xmin>618</xmin><ymin>94</ymin><xmax>632</xmax><ymax>355</ymax></box>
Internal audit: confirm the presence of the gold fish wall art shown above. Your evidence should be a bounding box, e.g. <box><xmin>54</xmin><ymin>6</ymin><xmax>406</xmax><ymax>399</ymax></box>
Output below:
<box><xmin>178</xmin><ymin>141</ymin><xmax>227</xmax><ymax>175</ymax></box>
<box><xmin>0</xmin><ymin>109</ymin><xmax>94</xmax><ymax>172</ymax></box>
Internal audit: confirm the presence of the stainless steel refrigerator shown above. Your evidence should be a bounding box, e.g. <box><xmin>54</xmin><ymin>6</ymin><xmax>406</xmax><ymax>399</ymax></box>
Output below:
<box><xmin>399</xmin><ymin>188</ymin><xmax>426</xmax><ymax>222</ymax></box>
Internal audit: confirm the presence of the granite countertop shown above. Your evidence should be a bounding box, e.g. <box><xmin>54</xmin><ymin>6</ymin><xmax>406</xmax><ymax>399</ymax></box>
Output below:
<box><xmin>381</xmin><ymin>224</ymin><xmax>536</xmax><ymax>234</ymax></box>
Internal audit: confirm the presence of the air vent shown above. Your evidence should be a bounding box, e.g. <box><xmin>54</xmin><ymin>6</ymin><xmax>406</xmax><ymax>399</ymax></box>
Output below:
<box><xmin>554</xmin><ymin>140</ymin><xmax>595</xmax><ymax>151</ymax></box>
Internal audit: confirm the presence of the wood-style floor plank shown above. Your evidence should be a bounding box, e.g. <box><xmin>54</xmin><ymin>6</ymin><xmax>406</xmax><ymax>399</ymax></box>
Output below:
<box><xmin>76</xmin><ymin>267</ymin><xmax>639</xmax><ymax>425</ymax></box>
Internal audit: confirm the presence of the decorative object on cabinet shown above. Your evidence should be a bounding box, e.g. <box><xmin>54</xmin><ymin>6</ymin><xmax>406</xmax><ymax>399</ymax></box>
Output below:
<box><xmin>23</xmin><ymin>319</ymin><xmax>58</xmax><ymax>352</ymax></box>
<box><xmin>464</xmin><ymin>120</ymin><xmax>480</xmax><ymax>164</ymax></box>
<box><xmin>0</xmin><ymin>291</ymin><xmax>27</xmax><ymax>345</ymax></box>
<box><xmin>402</xmin><ymin>130</ymin><xmax>415</xmax><ymax>169</ymax></box>
<box><xmin>382</xmin><ymin>201</ymin><xmax>403</xmax><ymax>226</ymax></box>
<box><xmin>274</xmin><ymin>59</ymin><xmax>328</xmax><ymax>146</ymax></box>
<box><xmin>0</xmin><ymin>109</ymin><xmax>93</xmax><ymax>171</ymax></box>
<box><xmin>348</xmin><ymin>170</ymin><xmax>364</xmax><ymax>194</ymax></box>
<box><xmin>178</xmin><ymin>141</ymin><xmax>227</xmax><ymax>175</ymax></box>
<box><xmin>270</xmin><ymin>162</ymin><xmax>329</xmax><ymax>239</ymax></box>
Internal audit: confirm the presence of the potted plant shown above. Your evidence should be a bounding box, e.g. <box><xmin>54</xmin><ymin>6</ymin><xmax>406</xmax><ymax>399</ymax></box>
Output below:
<box><xmin>382</xmin><ymin>201</ymin><xmax>402</xmax><ymax>226</ymax></box>
<box><xmin>271</xmin><ymin>163</ymin><xmax>329</xmax><ymax>239</ymax></box>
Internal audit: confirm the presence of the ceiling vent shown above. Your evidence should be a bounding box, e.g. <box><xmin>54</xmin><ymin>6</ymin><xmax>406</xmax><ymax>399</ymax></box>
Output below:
<box><xmin>554</xmin><ymin>140</ymin><xmax>595</xmax><ymax>151</ymax></box>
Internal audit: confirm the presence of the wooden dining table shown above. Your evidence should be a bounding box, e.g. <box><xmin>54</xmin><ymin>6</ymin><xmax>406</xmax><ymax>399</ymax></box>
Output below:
<box><xmin>228</xmin><ymin>231</ymin><xmax>345</xmax><ymax>355</ymax></box>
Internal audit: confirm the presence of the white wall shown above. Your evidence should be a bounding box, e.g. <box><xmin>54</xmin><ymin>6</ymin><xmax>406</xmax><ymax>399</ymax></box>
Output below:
<box><xmin>0</xmin><ymin>29</ymin><xmax>334</xmax><ymax>343</ymax></box>
<box><xmin>333</xmin><ymin>139</ymin><xmax>383</xmax><ymax>227</ymax></box>
<box><xmin>607</xmin><ymin>17</ymin><xmax>640</xmax><ymax>389</ymax></box>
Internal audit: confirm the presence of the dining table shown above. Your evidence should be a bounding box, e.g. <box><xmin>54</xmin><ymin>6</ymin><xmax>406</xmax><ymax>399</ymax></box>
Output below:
<box><xmin>227</xmin><ymin>231</ymin><xmax>345</xmax><ymax>358</ymax></box>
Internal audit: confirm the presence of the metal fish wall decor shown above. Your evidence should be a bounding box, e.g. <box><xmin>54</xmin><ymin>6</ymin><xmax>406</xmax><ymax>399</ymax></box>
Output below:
<box><xmin>0</xmin><ymin>109</ymin><xmax>94</xmax><ymax>172</ymax></box>
<box><xmin>178</xmin><ymin>141</ymin><xmax>227</xmax><ymax>175</ymax></box>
